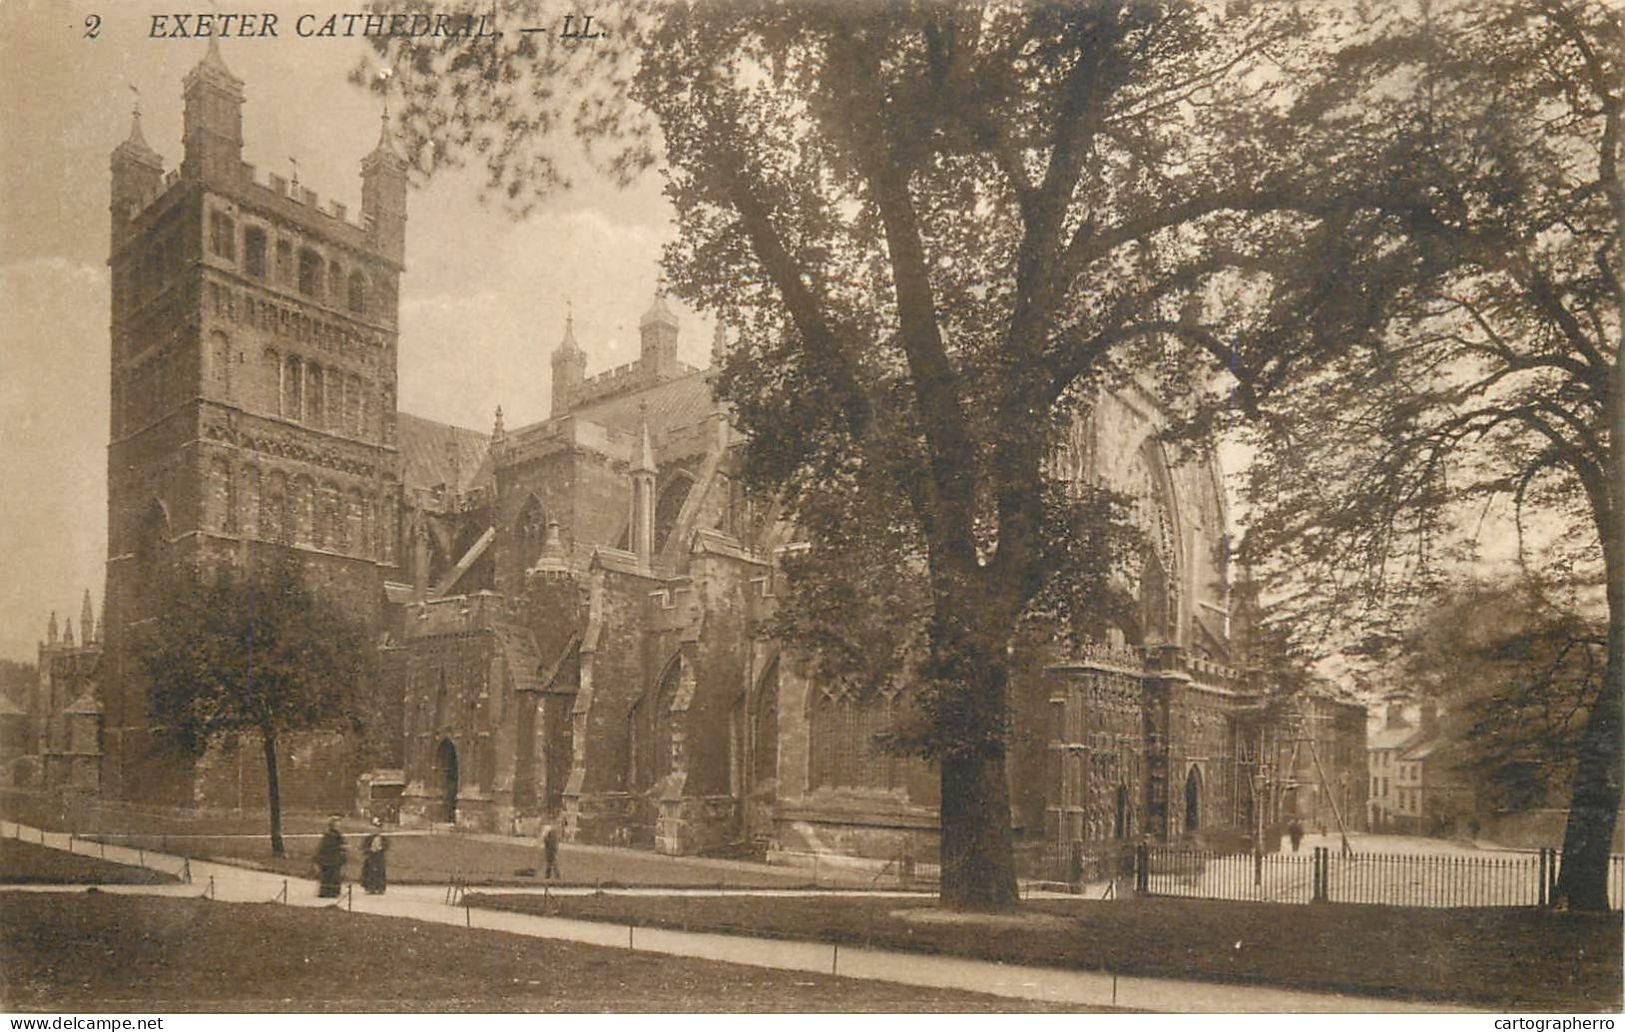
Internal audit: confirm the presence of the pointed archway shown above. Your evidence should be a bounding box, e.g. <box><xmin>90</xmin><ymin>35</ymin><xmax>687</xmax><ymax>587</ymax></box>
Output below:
<box><xmin>1184</xmin><ymin>765</ymin><xmax>1201</xmax><ymax>834</ymax></box>
<box><xmin>435</xmin><ymin>738</ymin><xmax>459</xmax><ymax>824</ymax></box>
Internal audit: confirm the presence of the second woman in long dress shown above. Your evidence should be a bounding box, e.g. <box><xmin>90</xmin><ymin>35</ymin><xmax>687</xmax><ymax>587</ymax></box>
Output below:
<box><xmin>360</xmin><ymin>817</ymin><xmax>388</xmax><ymax>894</ymax></box>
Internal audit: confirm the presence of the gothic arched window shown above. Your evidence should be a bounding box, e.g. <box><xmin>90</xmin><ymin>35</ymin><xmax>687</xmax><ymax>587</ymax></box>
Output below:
<box><xmin>629</xmin><ymin>659</ymin><xmax>681</xmax><ymax>792</ymax></box>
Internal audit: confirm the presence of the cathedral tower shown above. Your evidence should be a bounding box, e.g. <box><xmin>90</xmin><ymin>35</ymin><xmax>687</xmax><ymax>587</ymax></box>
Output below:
<box><xmin>102</xmin><ymin>44</ymin><xmax>407</xmax><ymax>804</ymax></box>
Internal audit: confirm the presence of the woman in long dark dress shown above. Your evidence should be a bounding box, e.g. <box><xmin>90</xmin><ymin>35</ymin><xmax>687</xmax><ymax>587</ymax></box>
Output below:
<box><xmin>360</xmin><ymin>817</ymin><xmax>388</xmax><ymax>894</ymax></box>
<box><xmin>314</xmin><ymin>815</ymin><xmax>347</xmax><ymax>898</ymax></box>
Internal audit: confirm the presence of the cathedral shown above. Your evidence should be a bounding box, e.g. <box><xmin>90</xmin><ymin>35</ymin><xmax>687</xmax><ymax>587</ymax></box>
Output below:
<box><xmin>6</xmin><ymin>45</ymin><xmax>1368</xmax><ymax>878</ymax></box>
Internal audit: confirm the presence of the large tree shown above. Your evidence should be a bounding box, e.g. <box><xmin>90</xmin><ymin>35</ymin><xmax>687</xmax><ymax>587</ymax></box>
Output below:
<box><xmin>1400</xmin><ymin>576</ymin><xmax>1606</xmax><ymax>814</ymax></box>
<box><xmin>361</xmin><ymin>0</ymin><xmax>1387</xmax><ymax>908</ymax></box>
<box><xmin>1235</xmin><ymin>0</ymin><xmax>1621</xmax><ymax>908</ymax></box>
<box><xmin>140</xmin><ymin>558</ymin><xmax>368</xmax><ymax>857</ymax></box>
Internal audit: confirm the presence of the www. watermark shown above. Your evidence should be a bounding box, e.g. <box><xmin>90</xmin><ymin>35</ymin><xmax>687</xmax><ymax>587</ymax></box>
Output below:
<box><xmin>10</xmin><ymin>1019</ymin><xmax>163</xmax><ymax>1030</ymax></box>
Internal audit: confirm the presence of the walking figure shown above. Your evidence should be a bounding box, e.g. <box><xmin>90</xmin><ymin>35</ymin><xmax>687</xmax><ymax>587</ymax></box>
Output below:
<box><xmin>1287</xmin><ymin>819</ymin><xmax>1305</xmax><ymax>854</ymax></box>
<box><xmin>541</xmin><ymin>823</ymin><xmax>561</xmax><ymax>880</ymax></box>
<box><xmin>361</xmin><ymin>816</ymin><xmax>389</xmax><ymax>895</ymax></box>
<box><xmin>314</xmin><ymin>815</ymin><xmax>347</xmax><ymax>898</ymax></box>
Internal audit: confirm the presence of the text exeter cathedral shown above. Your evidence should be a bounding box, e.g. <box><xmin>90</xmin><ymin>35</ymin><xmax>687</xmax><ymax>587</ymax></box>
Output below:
<box><xmin>11</xmin><ymin>46</ymin><xmax>1367</xmax><ymax>878</ymax></box>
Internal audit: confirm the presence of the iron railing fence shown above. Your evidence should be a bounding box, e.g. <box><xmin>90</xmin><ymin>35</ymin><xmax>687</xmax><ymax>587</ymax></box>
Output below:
<box><xmin>1120</xmin><ymin>844</ymin><xmax>1625</xmax><ymax>910</ymax></box>
<box><xmin>1140</xmin><ymin>847</ymin><xmax>1316</xmax><ymax>904</ymax></box>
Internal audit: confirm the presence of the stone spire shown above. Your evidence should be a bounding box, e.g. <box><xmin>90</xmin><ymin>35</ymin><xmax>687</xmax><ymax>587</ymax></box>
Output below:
<box><xmin>81</xmin><ymin>589</ymin><xmax>95</xmax><ymax>647</ymax></box>
<box><xmin>633</xmin><ymin>410</ymin><xmax>657</xmax><ymax>475</ymax></box>
<box><xmin>639</xmin><ymin>285</ymin><xmax>680</xmax><ymax>380</ymax></box>
<box><xmin>370</xmin><ymin>106</ymin><xmax>401</xmax><ymax>162</ymax></box>
<box><xmin>118</xmin><ymin>101</ymin><xmax>160</xmax><ymax>165</ymax></box>
<box><xmin>47</xmin><ymin>611</ymin><xmax>58</xmax><ymax>646</ymax></box>
<box><xmin>62</xmin><ymin>618</ymin><xmax>75</xmax><ymax>649</ymax></box>
<box><xmin>550</xmin><ymin>306</ymin><xmax>586</xmax><ymax>417</ymax></box>
<box><xmin>201</xmin><ymin>35</ymin><xmax>233</xmax><ymax>77</ymax></box>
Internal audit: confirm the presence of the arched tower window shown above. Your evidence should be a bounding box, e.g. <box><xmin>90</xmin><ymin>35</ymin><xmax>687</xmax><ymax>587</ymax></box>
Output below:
<box><xmin>298</xmin><ymin>248</ymin><xmax>320</xmax><ymax>296</ymax></box>
<box><xmin>209</xmin><ymin>331</ymin><xmax>232</xmax><ymax>398</ymax></box>
<box><xmin>210</xmin><ymin>211</ymin><xmax>235</xmax><ymax>261</ymax></box>
<box><xmin>275</xmin><ymin>239</ymin><xmax>292</xmax><ymax>285</ymax></box>
<box><xmin>307</xmin><ymin>365</ymin><xmax>324</xmax><ymax>428</ymax></box>
<box><xmin>348</xmin><ymin>270</ymin><xmax>367</xmax><ymax>314</ymax></box>
<box><xmin>243</xmin><ymin>227</ymin><xmax>267</xmax><ymax>278</ymax></box>
<box><xmin>283</xmin><ymin>355</ymin><xmax>303</xmax><ymax>421</ymax></box>
<box><xmin>135</xmin><ymin>499</ymin><xmax>172</xmax><ymax>564</ymax></box>
<box><xmin>263</xmin><ymin>348</ymin><xmax>281</xmax><ymax>416</ymax></box>
<box><xmin>347</xmin><ymin>374</ymin><xmax>363</xmax><ymax>434</ymax></box>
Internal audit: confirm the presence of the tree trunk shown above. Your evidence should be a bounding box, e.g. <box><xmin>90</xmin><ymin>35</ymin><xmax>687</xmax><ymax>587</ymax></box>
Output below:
<box><xmin>1553</xmin><ymin>578</ymin><xmax>1623</xmax><ymax>910</ymax></box>
<box><xmin>262</xmin><ymin>729</ymin><xmax>286</xmax><ymax>858</ymax></box>
<box><xmin>931</xmin><ymin>616</ymin><xmax>1021</xmax><ymax>911</ymax></box>
<box><xmin>939</xmin><ymin>748</ymin><xmax>1020</xmax><ymax>910</ymax></box>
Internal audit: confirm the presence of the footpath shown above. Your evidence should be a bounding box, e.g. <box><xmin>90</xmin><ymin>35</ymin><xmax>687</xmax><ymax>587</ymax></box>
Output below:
<box><xmin>0</xmin><ymin>820</ymin><xmax>1482</xmax><ymax>1014</ymax></box>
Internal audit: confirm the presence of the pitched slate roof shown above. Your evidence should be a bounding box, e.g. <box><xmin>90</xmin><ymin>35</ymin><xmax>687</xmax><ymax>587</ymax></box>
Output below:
<box><xmin>569</xmin><ymin>369</ymin><xmax>715</xmax><ymax>441</ymax></box>
<box><xmin>396</xmin><ymin>412</ymin><xmax>493</xmax><ymax>494</ymax></box>
<box><xmin>1369</xmin><ymin>724</ymin><xmax>1421</xmax><ymax>751</ymax></box>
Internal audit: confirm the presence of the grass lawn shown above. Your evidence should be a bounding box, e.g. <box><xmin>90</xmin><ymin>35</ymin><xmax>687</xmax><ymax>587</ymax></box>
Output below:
<box><xmin>0</xmin><ymin>789</ymin><xmax>872</xmax><ymax>888</ymax></box>
<box><xmin>0</xmin><ymin>839</ymin><xmax>176</xmax><ymax>886</ymax></box>
<box><xmin>464</xmin><ymin>891</ymin><xmax>1624</xmax><ymax>1011</ymax></box>
<box><xmin>104</xmin><ymin>829</ymin><xmax>839</xmax><ymax>889</ymax></box>
<box><xmin>0</xmin><ymin>893</ymin><xmax>1088</xmax><ymax>1013</ymax></box>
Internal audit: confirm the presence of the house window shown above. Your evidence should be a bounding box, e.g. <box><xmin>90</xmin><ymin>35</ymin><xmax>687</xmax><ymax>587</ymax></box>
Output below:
<box><xmin>244</xmin><ymin>227</ymin><xmax>267</xmax><ymax>278</ymax></box>
<box><xmin>210</xmin><ymin>212</ymin><xmax>235</xmax><ymax>261</ymax></box>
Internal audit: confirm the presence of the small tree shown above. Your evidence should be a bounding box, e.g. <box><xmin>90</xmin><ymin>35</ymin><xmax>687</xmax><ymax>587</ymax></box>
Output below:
<box><xmin>140</xmin><ymin>558</ymin><xmax>367</xmax><ymax>856</ymax></box>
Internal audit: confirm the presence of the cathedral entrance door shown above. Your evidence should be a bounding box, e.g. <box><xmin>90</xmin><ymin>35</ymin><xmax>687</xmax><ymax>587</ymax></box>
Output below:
<box><xmin>436</xmin><ymin>739</ymin><xmax>459</xmax><ymax>824</ymax></box>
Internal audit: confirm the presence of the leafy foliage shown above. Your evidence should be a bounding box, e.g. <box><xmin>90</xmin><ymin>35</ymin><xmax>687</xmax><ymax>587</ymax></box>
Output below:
<box><xmin>141</xmin><ymin>558</ymin><xmax>366</xmax><ymax>753</ymax></box>
<box><xmin>357</xmin><ymin>0</ymin><xmax>1399</xmax><ymax>907</ymax></box>
<box><xmin>1224</xmin><ymin>0</ymin><xmax>1621</xmax><ymax>908</ymax></box>
<box><xmin>139</xmin><ymin>557</ymin><xmax>368</xmax><ymax>855</ymax></box>
<box><xmin>1402</xmin><ymin>576</ymin><xmax>1606</xmax><ymax>813</ymax></box>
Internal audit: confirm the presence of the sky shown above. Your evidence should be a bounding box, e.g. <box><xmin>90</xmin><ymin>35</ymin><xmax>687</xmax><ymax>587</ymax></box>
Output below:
<box><xmin>0</xmin><ymin>0</ymin><xmax>718</xmax><ymax>661</ymax></box>
<box><xmin>0</xmin><ymin>0</ymin><xmax>1538</xmax><ymax>670</ymax></box>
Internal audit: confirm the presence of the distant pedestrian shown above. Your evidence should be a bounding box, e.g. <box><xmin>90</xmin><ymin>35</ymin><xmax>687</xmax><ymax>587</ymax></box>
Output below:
<box><xmin>542</xmin><ymin>823</ymin><xmax>561</xmax><ymax>880</ymax></box>
<box><xmin>1287</xmin><ymin>819</ymin><xmax>1304</xmax><ymax>853</ymax></box>
<box><xmin>361</xmin><ymin>817</ymin><xmax>389</xmax><ymax>895</ymax></box>
<box><xmin>314</xmin><ymin>815</ymin><xmax>347</xmax><ymax>898</ymax></box>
